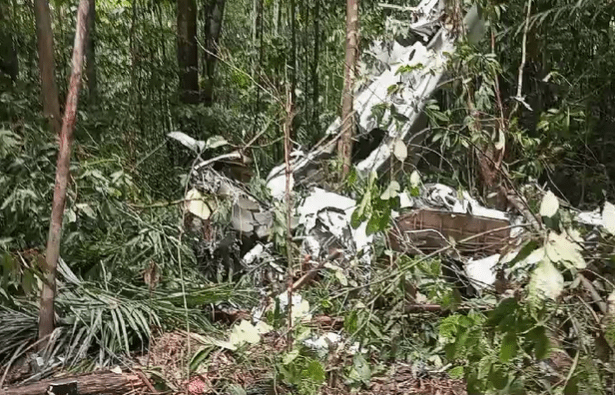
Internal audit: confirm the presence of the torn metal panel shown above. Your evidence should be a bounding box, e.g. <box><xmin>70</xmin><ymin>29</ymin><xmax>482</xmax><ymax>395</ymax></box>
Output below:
<box><xmin>266</xmin><ymin>0</ymin><xmax>464</xmax><ymax>195</ymax></box>
<box><xmin>356</xmin><ymin>1</ymin><xmax>487</xmax><ymax>175</ymax></box>
<box><xmin>190</xmin><ymin>166</ymin><xmax>273</xmax><ymax>239</ymax></box>
<box><xmin>410</xmin><ymin>183</ymin><xmax>511</xmax><ymax>221</ymax></box>
<box><xmin>389</xmin><ymin>209</ymin><xmax>512</xmax><ymax>256</ymax></box>
<box><xmin>297</xmin><ymin>188</ymin><xmax>373</xmax><ymax>265</ymax></box>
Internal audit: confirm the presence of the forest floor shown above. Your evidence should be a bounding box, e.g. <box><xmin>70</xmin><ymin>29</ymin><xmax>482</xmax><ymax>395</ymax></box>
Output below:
<box><xmin>142</xmin><ymin>331</ymin><xmax>466</xmax><ymax>395</ymax></box>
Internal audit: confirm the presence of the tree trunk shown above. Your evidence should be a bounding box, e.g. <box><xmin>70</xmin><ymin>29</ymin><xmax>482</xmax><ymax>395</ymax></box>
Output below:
<box><xmin>289</xmin><ymin>0</ymin><xmax>296</xmax><ymax>137</ymax></box>
<box><xmin>0</xmin><ymin>371</ymin><xmax>148</xmax><ymax>395</ymax></box>
<box><xmin>202</xmin><ymin>0</ymin><xmax>225</xmax><ymax>106</ymax></box>
<box><xmin>337</xmin><ymin>0</ymin><xmax>359</xmax><ymax>179</ymax></box>
<box><xmin>0</xmin><ymin>1</ymin><xmax>18</xmax><ymax>82</ymax></box>
<box><xmin>86</xmin><ymin>0</ymin><xmax>97</xmax><ymax>101</ymax></box>
<box><xmin>39</xmin><ymin>0</ymin><xmax>90</xmax><ymax>349</ymax></box>
<box><xmin>34</xmin><ymin>0</ymin><xmax>62</xmax><ymax>135</ymax></box>
<box><xmin>177</xmin><ymin>0</ymin><xmax>199</xmax><ymax>104</ymax></box>
<box><xmin>312</xmin><ymin>0</ymin><xmax>319</xmax><ymax>124</ymax></box>
<box><xmin>252</xmin><ymin>0</ymin><xmax>263</xmax><ymax>133</ymax></box>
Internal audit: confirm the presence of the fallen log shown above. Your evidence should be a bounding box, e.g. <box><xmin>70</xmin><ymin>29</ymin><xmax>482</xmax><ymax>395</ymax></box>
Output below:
<box><xmin>0</xmin><ymin>371</ymin><xmax>149</xmax><ymax>395</ymax></box>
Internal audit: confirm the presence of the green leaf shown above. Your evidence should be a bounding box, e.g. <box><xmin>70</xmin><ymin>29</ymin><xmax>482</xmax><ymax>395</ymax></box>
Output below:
<box><xmin>21</xmin><ymin>269</ymin><xmax>35</xmax><ymax>295</ymax></box>
<box><xmin>487</xmin><ymin>298</ymin><xmax>518</xmax><ymax>327</ymax></box>
<box><xmin>366</xmin><ymin>214</ymin><xmax>382</xmax><ymax>235</ymax></box>
<box><xmin>564</xmin><ymin>376</ymin><xmax>579</xmax><ymax>395</ymax></box>
<box><xmin>190</xmin><ymin>347</ymin><xmax>213</xmax><ymax>371</ymax></box>
<box><xmin>344</xmin><ymin>310</ymin><xmax>359</xmax><ymax>333</ymax></box>
<box><xmin>449</xmin><ymin>366</ymin><xmax>464</xmax><ymax>379</ymax></box>
<box><xmin>304</xmin><ymin>360</ymin><xmax>326</xmax><ymax>383</ymax></box>
<box><xmin>444</xmin><ymin>343</ymin><xmax>457</xmax><ymax>360</ymax></box>
<box><xmin>283</xmin><ymin>349</ymin><xmax>300</xmax><ymax>365</ymax></box>
<box><xmin>500</xmin><ymin>332</ymin><xmax>517</xmax><ymax>362</ymax></box>
<box><xmin>350</xmin><ymin>208</ymin><xmax>363</xmax><ymax>229</ymax></box>
<box><xmin>477</xmin><ymin>356</ymin><xmax>492</xmax><ymax>380</ymax></box>
<box><xmin>526</xmin><ymin>326</ymin><xmax>550</xmax><ymax>360</ymax></box>
<box><xmin>352</xmin><ymin>354</ymin><xmax>371</xmax><ymax>384</ymax></box>
<box><xmin>539</xmin><ymin>190</ymin><xmax>559</xmax><ymax>218</ymax></box>
<box><xmin>439</xmin><ymin>315</ymin><xmax>459</xmax><ymax>341</ymax></box>
<box><xmin>488</xmin><ymin>365</ymin><xmax>508</xmax><ymax>390</ymax></box>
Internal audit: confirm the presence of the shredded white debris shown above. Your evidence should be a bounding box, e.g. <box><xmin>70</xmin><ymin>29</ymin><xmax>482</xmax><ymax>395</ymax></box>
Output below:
<box><xmin>276</xmin><ymin>292</ymin><xmax>312</xmax><ymax>325</ymax></box>
<box><xmin>297</xmin><ymin>188</ymin><xmax>373</xmax><ymax>256</ymax></box>
<box><xmin>464</xmin><ymin>254</ymin><xmax>500</xmax><ymax>291</ymax></box>
<box><xmin>303</xmin><ymin>332</ymin><xmax>343</xmax><ymax>352</ymax></box>
<box><xmin>576</xmin><ymin>209</ymin><xmax>602</xmax><ymax>227</ymax></box>
<box><xmin>266</xmin><ymin>163</ymin><xmax>294</xmax><ymax>200</ymax></box>
<box><xmin>242</xmin><ymin>243</ymin><xmax>264</xmax><ymax>265</ymax></box>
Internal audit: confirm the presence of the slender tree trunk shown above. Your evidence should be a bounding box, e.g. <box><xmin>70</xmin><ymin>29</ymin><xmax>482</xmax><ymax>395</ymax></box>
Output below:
<box><xmin>252</xmin><ymin>0</ymin><xmax>263</xmax><ymax>134</ymax></box>
<box><xmin>34</xmin><ymin>0</ymin><xmax>62</xmax><ymax>135</ymax></box>
<box><xmin>202</xmin><ymin>0</ymin><xmax>225</xmax><ymax>106</ymax></box>
<box><xmin>177</xmin><ymin>0</ymin><xmax>199</xmax><ymax>104</ymax></box>
<box><xmin>39</xmin><ymin>0</ymin><xmax>90</xmax><ymax>349</ymax></box>
<box><xmin>312</xmin><ymin>0</ymin><xmax>319</xmax><ymax>125</ymax></box>
<box><xmin>289</xmin><ymin>0</ymin><xmax>296</xmax><ymax>137</ymax></box>
<box><xmin>302</xmin><ymin>0</ymin><xmax>309</xmax><ymax>122</ymax></box>
<box><xmin>86</xmin><ymin>0</ymin><xmax>97</xmax><ymax>101</ymax></box>
<box><xmin>273</xmin><ymin>0</ymin><xmax>280</xmax><ymax>36</ymax></box>
<box><xmin>337</xmin><ymin>0</ymin><xmax>359</xmax><ymax>179</ymax></box>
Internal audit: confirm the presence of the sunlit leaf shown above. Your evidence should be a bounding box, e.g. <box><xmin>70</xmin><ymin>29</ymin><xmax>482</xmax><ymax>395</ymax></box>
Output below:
<box><xmin>409</xmin><ymin>170</ymin><xmax>421</xmax><ymax>189</ymax></box>
<box><xmin>283</xmin><ymin>349</ymin><xmax>300</xmax><ymax>365</ymax></box>
<box><xmin>545</xmin><ymin>231</ymin><xmax>586</xmax><ymax>269</ymax></box>
<box><xmin>393</xmin><ymin>139</ymin><xmax>407</xmax><ymax>162</ymax></box>
<box><xmin>205</xmin><ymin>135</ymin><xmax>229</xmax><ymax>149</ymax></box>
<box><xmin>185</xmin><ymin>188</ymin><xmax>213</xmax><ymax>220</ymax></box>
<box><xmin>380</xmin><ymin>181</ymin><xmax>400</xmax><ymax>200</ymax></box>
<box><xmin>539</xmin><ymin>190</ymin><xmax>559</xmax><ymax>218</ymax></box>
<box><xmin>229</xmin><ymin>319</ymin><xmax>262</xmax><ymax>347</ymax></box>
<box><xmin>529</xmin><ymin>259</ymin><xmax>564</xmax><ymax>301</ymax></box>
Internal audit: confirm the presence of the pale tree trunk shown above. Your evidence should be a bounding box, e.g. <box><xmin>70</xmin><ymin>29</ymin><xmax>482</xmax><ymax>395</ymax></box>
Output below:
<box><xmin>34</xmin><ymin>0</ymin><xmax>62</xmax><ymax>135</ymax></box>
<box><xmin>338</xmin><ymin>0</ymin><xmax>359</xmax><ymax>179</ymax></box>
<box><xmin>177</xmin><ymin>0</ymin><xmax>199</xmax><ymax>104</ymax></box>
<box><xmin>202</xmin><ymin>0</ymin><xmax>225</xmax><ymax>106</ymax></box>
<box><xmin>39</xmin><ymin>0</ymin><xmax>90</xmax><ymax>349</ymax></box>
<box><xmin>251</xmin><ymin>0</ymin><xmax>263</xmax><ymax>133</ymax></box>
<box><xmin>86</xmin><ymin>0</ymin><xmax>97</xmax><ymax>101</ymax></box>
<box><xmin>312</xmin><ymin>0</ymin><xmax>319</xmax><ymax>124</ymax></box>
<box><xmin>289</xmin><ymin>0</ymin><xmax>296</xmax><ymax>137</ymax></box>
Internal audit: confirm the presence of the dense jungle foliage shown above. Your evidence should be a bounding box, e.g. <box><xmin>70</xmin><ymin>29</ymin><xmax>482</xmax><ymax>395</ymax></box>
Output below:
<box><xmin>1</xmin><ymin>0</ymin><xmax>615</xmax><ymax>393</ymax></box>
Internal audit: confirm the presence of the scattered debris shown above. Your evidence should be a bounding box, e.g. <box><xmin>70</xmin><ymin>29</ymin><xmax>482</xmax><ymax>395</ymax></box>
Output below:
<box><xmin>298</xmin><ymin>188</ymin><xmax>372</xmax><ymax>264</ymax></box>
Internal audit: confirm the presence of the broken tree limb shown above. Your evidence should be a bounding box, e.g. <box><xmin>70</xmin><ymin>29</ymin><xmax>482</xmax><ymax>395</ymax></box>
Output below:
<box><xmin>0</xmin><ymin>371</ymin><xmax>149</xmax><ymax>395</ymax></box>
<box><xmin>579</xmin><ymin>274</ymin><xmax>607</xmax><ymax>314</ymax></box>
<box><xmin>291</xmin><ymin>251</ymin><xmax>344</xmax><ymax>292</ymax></box>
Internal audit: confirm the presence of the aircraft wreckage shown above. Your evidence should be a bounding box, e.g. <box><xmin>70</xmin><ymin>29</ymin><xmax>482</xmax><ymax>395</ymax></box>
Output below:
<box><xmin>168</xmin><ymin>0</ymin><xmax>608</xmax><ymax>297</ymax></box>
